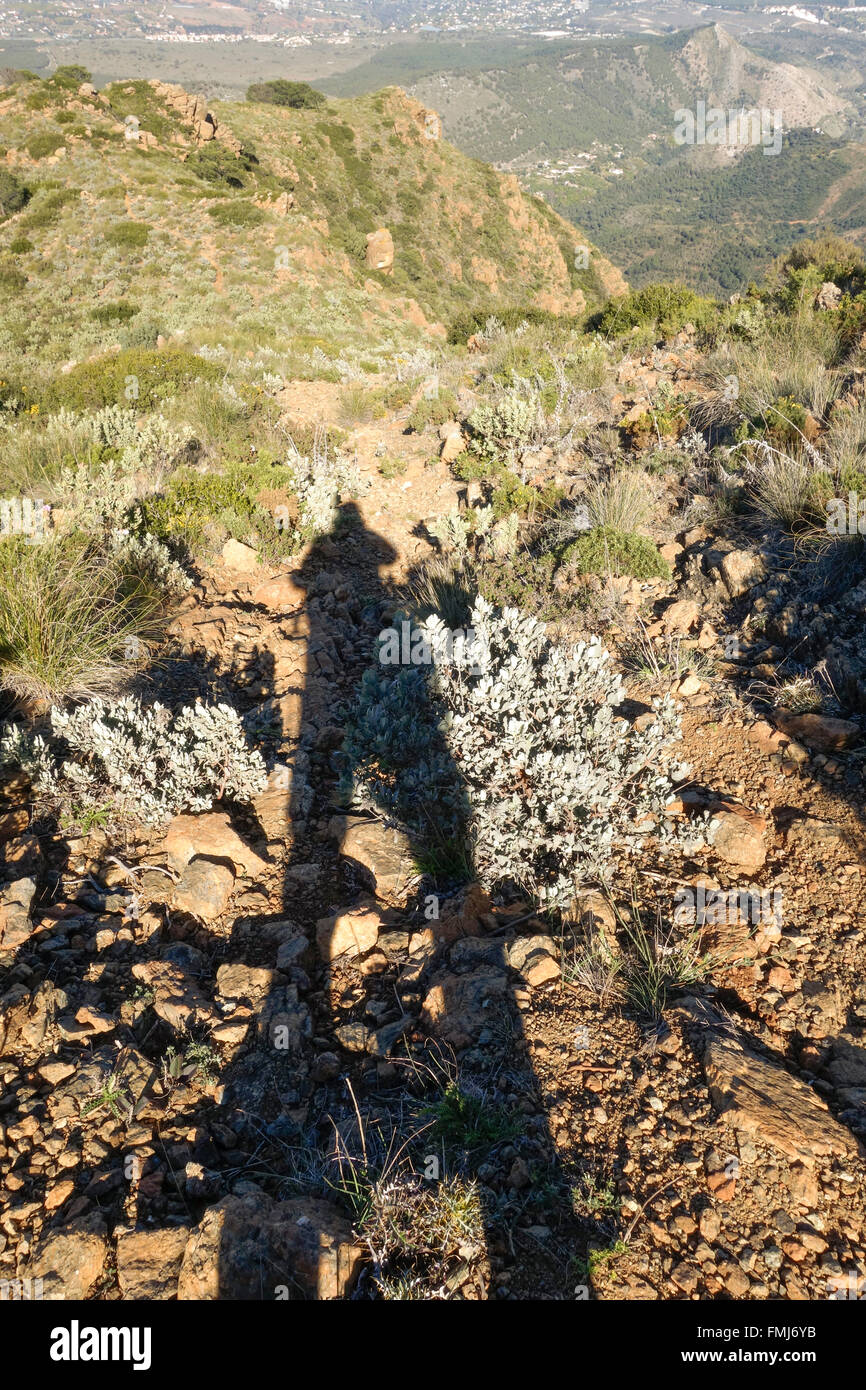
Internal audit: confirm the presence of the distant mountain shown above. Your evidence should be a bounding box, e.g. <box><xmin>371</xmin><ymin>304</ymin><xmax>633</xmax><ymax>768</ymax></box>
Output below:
<box><xmin>323</xmin><ymin>23</ymin><xmax>863</xmax><ymax>294</ymax></box>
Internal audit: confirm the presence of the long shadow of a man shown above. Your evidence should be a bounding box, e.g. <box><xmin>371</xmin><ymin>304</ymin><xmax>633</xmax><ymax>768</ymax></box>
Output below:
<box><xmin>287</xmin><ymin>501</ymin><xmax>581</xmax><ymax>1300</ymax></box>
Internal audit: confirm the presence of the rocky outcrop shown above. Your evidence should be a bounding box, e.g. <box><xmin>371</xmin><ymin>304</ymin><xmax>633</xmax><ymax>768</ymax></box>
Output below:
<box><xmin>365</xmin><ymin>227</ymin><xmax>395</xmax><ymax>274</ymax></box>
<box><xmin>147</xmin><ymin>80</ymin><xmax>242</xmax><ymax>154</ymax></box>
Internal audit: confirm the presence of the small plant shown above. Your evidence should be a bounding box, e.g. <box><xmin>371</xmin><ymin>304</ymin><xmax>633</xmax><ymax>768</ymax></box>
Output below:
<box><xmin>571</xmin><ymin>1174</ymin><xmax>621</xmax><ymax>1219</ymax></box>
<box><xmin>81</xmin><ymin>1072</ymin><xmax>131</xmax><ymax>1124</ymax></box>
<box><xmin>616</xmin><ymin>890</ymin><xmax>712</xmax><ymax>1017</ymax></box>
<box><xmin>583</xmin><ymin>468</ymin><xmax>656</xmax><ymax>533</ymax></box>
<box><xmin>424</xmin><ymin>1083</ymin><xmax>521</xmax><ymax>1163</ymax></box>
<box><xmin>378</xmin><ymin>455</ymin><xmax>408</xmax><ymax>479</ymax></box>
<box><xmin>162</xmin><ymin>1041</ymin><xmax>219</xmax><ymax>1087</ymax></box>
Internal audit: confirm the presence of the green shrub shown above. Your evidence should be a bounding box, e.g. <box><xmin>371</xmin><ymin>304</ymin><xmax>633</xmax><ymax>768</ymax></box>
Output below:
<box><xmin>207</xmin><ymin>200</ymin><xmax>265</xmax><ymax>228</ymax></box>
<box><xmin>185</xmin><ymin>144</ymin><xmax>254</xmax><ymax>189</ymax></box>
<box><xmin>560</xmin><ymin>526</ymin><xmax>670</xmax><ymax>580</ymax></box>
<box><xmin>118</xmin><ymin>318</ymin><xmax>161</xmax><ymax>350</ymax></box>
<box><xmin>0</xmin><ymin>261</ymin><xmax>27</xmax><ymax>292</ymax></box>
<box><xmin>25</xmin><ymin>132</ymin><xmax>65</xmax><ymax>160</ymax></box>
<box><xmin>90</xmin><ymin>301</ymin><xmax>139</xmax><ymax>325</ymax></box>
<box><xmin>594</xmin><ymin>283</ymin><xmax>717</xmax><ymax>339</ymax></box>
<box><xmin>105</xmin><ymin>220</ymin><xmax>149</xmax><ymax>249</ymax></box>
<box><xmin>51</xmin><ymin>65</ymin><xmax>92</xmax><ymax>88</ymax></box>
<box><xmin>44</xmin><ymin>348</ymin><xmax>221</xmax><ymax>413</ymax></box>
<box><xmin>55</xmin><ymin>109</ymin><xmax>75</xmax><ymax>125</ymax></box>
<box><xmin>9</xmin><ymin>236</ymin><xmax>34</xmax><ymax>254</ymax></box>
<box><xmin>0</xmin><ymin>169</ymin><xmax>29</xmax><ymax>220</ymax></box>
<box><xmin>246</xmin><ymin>80</ymin><xmax>325</xmax><ymax>109</ymax></box>
<box><xmin>19</xmin><ymin>186</ymin><xmax>79</xmax><ymax>231</ymax></box>
<box><xmin>448</xmin><ymin>303</ymin><xmax>580</xmax><ymax>346</ymax></box>
<box><xmin>137</xmin><ymin>459</ymin><xmax>299</xmax><ymax>557</ymax></box>
<box><xmin>491</xmin><ymin>470</ymin><xmax>562</xmax><ymax>520</ymax></box>
<box><xmin>405</xmin><ymin>391</ymin><xmax>461</xmax><ymax>433</ymax></box>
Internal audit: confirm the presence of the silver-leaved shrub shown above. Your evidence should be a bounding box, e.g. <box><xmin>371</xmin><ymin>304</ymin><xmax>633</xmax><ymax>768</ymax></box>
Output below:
<box><xmin>1</xmin><ymin>697</ymin><xmax>267</xmax><ymax>826</ymax></box>
<box><xmin>342</xmin><ymin>598</ymin><xmax>690</xmax><ymax>905</ymax></box>
<box><xmin>424</xmin><ymin>598</ymin><xmax>689</xmax><ymax>902</ymax></box>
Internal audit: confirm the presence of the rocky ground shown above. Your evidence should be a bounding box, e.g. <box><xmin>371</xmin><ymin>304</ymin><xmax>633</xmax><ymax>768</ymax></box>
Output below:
<box><xmin>2</xmin><ymin>342</ymin><xmax>866</xmax><ymax>1303</ymax></box>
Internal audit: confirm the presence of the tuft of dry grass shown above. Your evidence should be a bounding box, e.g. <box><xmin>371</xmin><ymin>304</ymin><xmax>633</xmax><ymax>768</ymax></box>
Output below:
<box><xmin>0</xmin><ymin>534</ymin><xmax>166</xmax><ymax>706</ymax></box>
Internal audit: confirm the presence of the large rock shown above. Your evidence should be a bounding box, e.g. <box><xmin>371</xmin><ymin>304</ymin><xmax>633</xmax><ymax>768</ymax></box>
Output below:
<box><xmin>421</xmin><ymin>965</ymin><xmax>511</xmax><ymax>1048</ymax></box>
<box><xmin>365</xmin><ymin>227</ymin><xmax>394</xmax><ymax>273</ymax></box>
<box><xmin>221</xmin><ymin>537</ymin><xmax>259</xmax><ymax>572</ymax></box>
<box><xmin>161</xmin><ymin>812</ymin><xmax>269</xmax><ymax>880</ymax></box>
<box><xmin>177</xmin><ymin>1194</ymin><xmax>363</xmax><ymax>1300</ymax></box>
<box><xmin>250</xmin><ymin>574</ymin><xmax>305</xmax><ymax>613</ymax></box>
<box><xmin>0</xmin><ymin>877</ymin><xmax>37</xmax><ymax>952</ymax></box>
<box><xmin>330</xmin><ymin>815</ymin><xmax>414</xmax><ymax>904</ymax></box>
<box><xmin>116</xmin><ymin>1226</ymin><xmax>190</xmax><ymax>1300</ymax></box>
<box><xmin>0</xmin><ymin>980</ymin><xmax>60</xmax><ymax>1057</ymax></box>
<box><xmin>215</xmin><ymin>963</ymin><xmax>277</xmax><ymax>1008</ymax></box>
<box><xmin>816</xmin><ymin>281</ymin><xmax>842</xmax><ymax>310</ymax></box>
<box><xmin>662</xmin><ymin>599</ymin><xmax>701</xmax><ymax>634</ymax></box>
<box><xmin>708</xmin><ymin>809</ymin><xmax>766</xmax><ymax>874</ymax></box>
<box><xmin>26</xmin><ymin>1214</ymin><xmax>108</xmax><ymax>1299</ymax></box>
<box><xmin>316</xmin><ymin>905</ymin><xmax>382</xmax><ymax>961</ymax></box>
<box><xmin>439</xmin><ymin>421</ymin><xmax>466</xmax><ymax>465</ymax></box>
<box><xmin>132</xmin><ymin>959</ymin><xmax>217</xmax><ymax>1031</ymax></box>
<box><xmin>172</xmin><ymin>857</ymin><xmax>235</xmax><ymax>921</ymax></box>
<box><xmin>718</xmin><ymin>549</ymin><xmax>766</xmax><ymax>597</ymax></box>
<box><xmin>507</xmin><ymin>935</ymin><xmax>561</xmax><ymax>987</ymax></box>
<box><xmin>676</xmin><ymin>998</ymin><xmax>861</xmax><ymax>1167</ymax></box>
<box><xmin>773</xmin><ymin>711</ymin><xmax>859</xmax><ymax>753</ymax></box>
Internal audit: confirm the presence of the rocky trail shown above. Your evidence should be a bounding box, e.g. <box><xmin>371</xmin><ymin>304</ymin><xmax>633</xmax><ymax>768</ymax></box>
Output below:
<box><xmin>2</xmin><ymin>354</ymin><xmax>866</xmax><ymax>1303</ymax></box>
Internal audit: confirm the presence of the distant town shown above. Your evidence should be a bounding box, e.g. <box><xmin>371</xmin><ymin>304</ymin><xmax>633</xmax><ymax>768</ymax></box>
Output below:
<box><xmin>0</xmin><ymin>0</ymin><xmax>596</xmax><ymax>46</ymax></box>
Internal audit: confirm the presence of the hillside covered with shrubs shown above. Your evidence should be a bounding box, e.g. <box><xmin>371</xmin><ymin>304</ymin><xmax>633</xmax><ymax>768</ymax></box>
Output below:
<box><xmin>1</xmin><ymin>64</ymin><xmax>866</xmax><ymax>1309</ymax></box>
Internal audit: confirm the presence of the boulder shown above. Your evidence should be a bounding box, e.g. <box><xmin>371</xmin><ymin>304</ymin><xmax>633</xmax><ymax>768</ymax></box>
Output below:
<box><xmin>0</xmin><ymin>876</ymin><xmax>37</xmax><ymax>952</ymax></box>
<box><xmin>316</xmin><ymin>905</ymin><xmax>383</xmax><ymax>961</ymax></box>
<box><xmin>709</xmin><ymin>810</ymin><xmax>766</xmax><ymax>874</ymax></box>
<box><xmin>718</xmin><ymin>549</ymin><xmax>766</xmax><ymax>597</ymax></box>
<box><xmin>675</xmin><ymin>997</ymin><xmax>861</xmax><ymax>1167</ymax></box>
<box><xmin>773</xmin><ymin>710</ymin><xmax>859</xmax><ymax>753</ymax></box>
<box><xmin>421</xmin><ymin>965</ymin><xmax>510</xmax><ymax>1048</ymax></box>
<box><xmin>439</xmin><ymin>421</ymin><xmax>466</xmax><ymax>465</ymax></box>
<box><xmin>172</xmin><ymin>857</ymin><xmax>235</xmax><ymax>921</ymax></box>
<box><xmin>161</xmin><ymin>811</ymin><xmax>269</xmax><ymax>880</ymax></box>
<box><xmin>815</xmin><ymin>281</ymin><xmax>842</xmax><ymax>310</ymax></box>
<box><xmin>330</xmin><ymin>815</ymin><xmax>414</xmax><ymax>904</ymax></box>
<box><xmin>131</xmin><ymin>959</ymin><xmax>217</xmax><ymax>1031</ymax></box>
<box><xmin>662</xmin><ymin>599</ymin><xmax>700</xmax><ymax>634</ymax></box>
<box><xmin>221</xmin><ymin>537</ymin><xmax>259</xmax><ymax>572</ymax></box>
<box><xmin>365</xmin><ymin>228</ymin><xmax>394</xmax><ymax>273</ymax></box>
<box><xmin>26</xmin><ymin>1214</ymin><xmax>108</xmax><ymax>1299</ymax></box>
<box><xmin>177</xmin><ymin>1194</ymin><xmax>363</xmax><ymax>1300</ymax></box>
<box><xmin>116</xmin><ymin>1226</ymin><xmax>190</xmax><ymax>1300</ymax></box>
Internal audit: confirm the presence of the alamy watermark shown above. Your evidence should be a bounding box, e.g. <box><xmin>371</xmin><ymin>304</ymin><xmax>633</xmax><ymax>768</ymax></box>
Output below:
<box><xmin>378</xmin><ymin>619</ymin><xmax>488</xmax><ymax>674</ymax></box>
<box><xmin>0</xmin><ymin>497</ymin><xmax>48</xmax><ymax>542</ymax></box>
<box><xmin>826</xmin><ymin>492</ymin><xmax>866</xmax><ymax>536</ymax></box>
<box><xmin>674</xmin><ymin>101</ymin><xmax>783</xmax><ymax>157</ymax></box>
